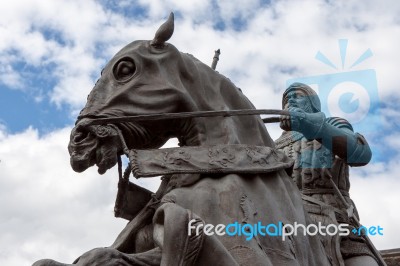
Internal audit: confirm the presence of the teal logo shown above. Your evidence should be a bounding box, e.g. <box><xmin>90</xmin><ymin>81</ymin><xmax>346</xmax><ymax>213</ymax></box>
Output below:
<box><xmin>286</xmin><ymin>39</ymin><xmax>380</xmax><ymax>133</ymax></box>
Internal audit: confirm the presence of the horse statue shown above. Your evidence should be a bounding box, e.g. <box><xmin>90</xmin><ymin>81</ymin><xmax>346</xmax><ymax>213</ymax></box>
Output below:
<box><xmin>33</xmin><ymin>13</ymin><xmax>331</xmax><ymax>266</ymax></box>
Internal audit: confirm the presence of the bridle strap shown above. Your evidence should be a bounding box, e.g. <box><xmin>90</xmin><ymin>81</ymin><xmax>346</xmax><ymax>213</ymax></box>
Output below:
<box><xmin>79</xmin><ymin>109</ymin><xmax>290</xmax><ymax>126</ymax></box>
<box><xmin>109</xmin><ymin>124</ymin><xmax>132</xmax><ymax>179</ymax></box>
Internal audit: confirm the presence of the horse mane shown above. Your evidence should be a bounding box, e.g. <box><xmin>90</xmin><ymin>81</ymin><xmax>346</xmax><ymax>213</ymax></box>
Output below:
<box><xmin>177</xmin><ymin>50</ymin><xmax>275</xmax><ymax>147</ymax></box>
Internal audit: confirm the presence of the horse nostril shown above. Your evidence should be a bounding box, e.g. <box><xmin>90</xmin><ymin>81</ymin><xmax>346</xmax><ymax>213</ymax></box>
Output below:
<box><xmin>73</xmin><ymin>132</ymin><xmax>88</xmax><ymax>143</ymax></box>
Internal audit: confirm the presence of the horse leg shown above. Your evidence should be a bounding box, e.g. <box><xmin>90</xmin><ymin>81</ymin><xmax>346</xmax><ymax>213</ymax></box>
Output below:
<box><xmin>70</xmin><ymin>247</ymin><xmax>162</xmax><ymax>266</ymax></box>
<box><xmin>344</xmin><ymin>255</ymin><xmax>379</xmax><ymax>266</ymax></box>
<box><xmin>32</xmin><ymin>259</ymin><xmax>71</xmax><ymax>266</ymax></box>
<box><xmin>153</xmin><ymin>202</ymin><xmax>239</xmax><ymax>266</ymax></box>
<box><xmin>33</xmin><ymin>247</ymin><xmax>161</xmax><ymax>266</ymax></box>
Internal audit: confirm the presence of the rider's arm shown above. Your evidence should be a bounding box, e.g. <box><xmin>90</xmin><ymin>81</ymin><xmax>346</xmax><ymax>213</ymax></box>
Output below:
<box><xmin>288</xmin><ymin>109</ymin><xmax>372</xmax><ymax>166</ymax></box>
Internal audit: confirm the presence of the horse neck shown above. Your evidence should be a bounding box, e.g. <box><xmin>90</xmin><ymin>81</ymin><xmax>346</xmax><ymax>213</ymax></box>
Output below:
<box><xmin>179</xmin><ymin>116</ymin><xmax>274</xmax><ymax>147</ymax></box>
<box><xmin>178</xmin><ymin>82</ymin><xmax>274</xmax><ymax>147</ymax></box>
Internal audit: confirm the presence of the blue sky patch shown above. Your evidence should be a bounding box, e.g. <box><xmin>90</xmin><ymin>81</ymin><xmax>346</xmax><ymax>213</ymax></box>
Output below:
<box><xmin>0</xmin><ymin>87</ymin><xmax>71</xmax><ymax>134</ymax></box>
<box><xmin>100</xmin><ymin>0</ymin><xmax>149</xmax><ymax>19</ymax></box>
<box><xmin>1</xmin><ymin>58</ymin><xmax>72</xmax><ymax>134</ymax></box>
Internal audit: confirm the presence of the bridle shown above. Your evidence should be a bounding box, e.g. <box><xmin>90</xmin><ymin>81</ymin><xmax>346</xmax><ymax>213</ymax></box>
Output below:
<box><xmin>77</xmin><ymin>109</ymin><xmax>291</xmax><ymax>127</ymax></box>
<box><xmin>80</xmin><ymin>108</ymin><xmax>291</xmax><ymax>205</ymax></box>
<box><xmin>82</xmin><ymin>108</ymin><xmax>291</xmax><ymax>177</ymax></box>
<box><xmin>77</xmin><ymin>108</ymin><xmax>292</xmax><ymax>181</ymax></box>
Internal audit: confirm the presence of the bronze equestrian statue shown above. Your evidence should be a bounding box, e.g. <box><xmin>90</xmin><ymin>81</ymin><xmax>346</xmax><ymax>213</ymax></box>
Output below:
<box><xmin>33</xmin><ymin>13</ymin><xmax>383</xmax><ymax>266</ymax></box>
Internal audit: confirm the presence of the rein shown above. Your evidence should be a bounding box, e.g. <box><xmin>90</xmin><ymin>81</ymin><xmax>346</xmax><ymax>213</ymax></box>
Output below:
<box><xmin>84</xmin><ymin>108</ymin><xmax>290</xmax><ymax>181</ymax></box>
<box><xmin>84</xmin><ymin>109</ymin><xmax>293</xmax><ymax>180</ymax></box>
<box><xmin>78</xmin><ymin>109</ymin><xmax>291</xmax><ymax>126</ymax></box>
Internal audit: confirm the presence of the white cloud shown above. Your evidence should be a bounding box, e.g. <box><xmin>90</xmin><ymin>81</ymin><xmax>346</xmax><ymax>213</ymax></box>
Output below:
<box><xmin>0</xmin><ymin>127</ymin><xmax>128</xmax><ymax>264</ymax></box>
<box><xmin>2</xmin><ymin>0</ymin><xmax>399</xmax><ymax>108</ymax></box>
<box><xmin>351</xmin><ymin>163</ymin><xmax>400</xmax><ymax>250</ymax></box>
<box><xmin>0</xmin><ymin>64</ymin><xmax>23</xmax><ymax>88</ymax></box>
<box><xmin>0</xmin><ymin>126</ymin><xmax>173</xmax><ymax>265</ymax></box>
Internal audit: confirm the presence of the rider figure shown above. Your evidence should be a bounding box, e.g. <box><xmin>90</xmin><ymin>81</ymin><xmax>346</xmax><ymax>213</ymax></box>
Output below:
<box><xmin>275</xmin><ymin>82</ymin><xmax>379</xmax><ymax>266</ymax></box>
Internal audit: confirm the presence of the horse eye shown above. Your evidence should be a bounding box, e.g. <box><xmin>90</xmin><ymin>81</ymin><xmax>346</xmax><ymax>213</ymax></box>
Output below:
<box><xmin>113</xmin><ymin>58</ymin><xmax>136</xmax><ymax>81</ymax></box>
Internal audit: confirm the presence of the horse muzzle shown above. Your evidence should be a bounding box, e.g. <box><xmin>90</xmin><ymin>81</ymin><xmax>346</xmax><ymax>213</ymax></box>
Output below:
<box><xmin>68</xmin><ymin>117</ymin><xmax>123</xmax><ymax>174</ymax></box>
<box><xmin>68</xmin><ymin>122</ymin><xmax>99</xmax><ymax>173</ymax></box>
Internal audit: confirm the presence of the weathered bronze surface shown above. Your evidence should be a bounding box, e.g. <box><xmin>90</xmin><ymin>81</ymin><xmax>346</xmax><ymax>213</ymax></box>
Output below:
<box><xmin>33</xmin><ymin>13</ymin><xmax>385</xmax><ymax>266</ymax></box>
<box><xmin>381</xmin><ymin>249</ymin><xmax>400</xmax><ymax>266</ymax></box>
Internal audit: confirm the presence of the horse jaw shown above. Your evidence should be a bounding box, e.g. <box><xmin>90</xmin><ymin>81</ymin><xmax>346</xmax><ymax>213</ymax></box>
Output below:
<box><xmin>68</xmin><ymin>119</ymin><xmax>171</xmax><ymax>174</ymax></box>
<box><xmin>68</xmin><ymin>125</ymin><xmax>98</xmax><ymax>173</ymax></box>
<box><xmin>68</xmin><ymin>123</ymin><xmax>122</xmax><ymax>174</ymax></box>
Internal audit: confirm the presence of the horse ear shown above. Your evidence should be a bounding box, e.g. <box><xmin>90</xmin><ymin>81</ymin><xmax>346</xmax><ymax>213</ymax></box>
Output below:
<box><xmin>151</xmin><ymin>12</ymin><xmax>174</xmax><ymax>48</ymax></box>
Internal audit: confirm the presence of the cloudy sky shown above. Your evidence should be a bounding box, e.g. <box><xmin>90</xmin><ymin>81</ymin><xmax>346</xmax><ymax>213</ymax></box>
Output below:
<box><xmin>1</xmin><ymin>0</ymin><xmax>400</xmax><ymax>265</ymax></box>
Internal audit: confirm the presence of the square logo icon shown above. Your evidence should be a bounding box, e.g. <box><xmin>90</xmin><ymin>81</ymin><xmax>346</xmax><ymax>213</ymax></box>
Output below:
<box><xmin>282</xmin><ymin>39</ymin><xmax>381</xmax><ymax>166</ymax></box>
<box><xmin>286</xmin><ymin>69</ymin><xmax>380</xmax><ymax>133</ymax></box>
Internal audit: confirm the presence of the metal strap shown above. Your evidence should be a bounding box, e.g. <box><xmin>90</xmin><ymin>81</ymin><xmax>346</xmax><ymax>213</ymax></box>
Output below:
<box><xmin>301</xmin><ymin>188</ymin><xmax>350</xmax><ymax>197</ymax></box>
<box><xmin>78</xmin><ymin>109</ymin><xmax>291</xmax><ymax>126</ymax></box>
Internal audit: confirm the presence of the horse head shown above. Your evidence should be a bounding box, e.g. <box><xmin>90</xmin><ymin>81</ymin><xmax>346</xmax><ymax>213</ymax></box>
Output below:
<box><xmin>68</xmin><ymin>12</ymin><xmax>274</xmax><ymax>175</ymax></box>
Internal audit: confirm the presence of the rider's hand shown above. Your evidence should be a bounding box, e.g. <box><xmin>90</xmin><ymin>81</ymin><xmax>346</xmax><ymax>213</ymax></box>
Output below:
<box><xmin>280</xmin><ymin>107</ymin><xmax>306</xmax><ymax>132</ymax></box>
